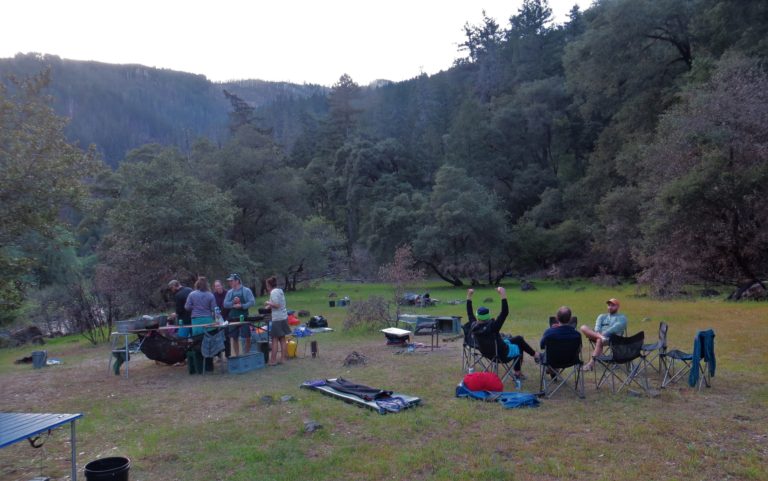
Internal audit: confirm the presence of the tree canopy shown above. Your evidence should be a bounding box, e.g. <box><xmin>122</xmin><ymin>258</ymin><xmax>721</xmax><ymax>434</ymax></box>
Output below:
<box><xmin>3</xmin><ymin>0</ymin><xmax>768</xmax><ymax>325</ymax></box>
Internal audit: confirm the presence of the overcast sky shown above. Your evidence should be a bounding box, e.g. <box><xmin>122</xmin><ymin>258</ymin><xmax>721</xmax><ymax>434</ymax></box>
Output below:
<box><xmin>1</xmin><ymin>0</ymin><xmax>590</xmax><ymax>86</ymax></box>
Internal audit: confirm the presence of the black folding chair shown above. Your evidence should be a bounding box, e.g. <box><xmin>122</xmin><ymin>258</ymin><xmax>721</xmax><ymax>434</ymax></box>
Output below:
<box><xmin>472</xmin><ymin>331</ymin><xmax>520</xmax><ymax>385</ymax></box>
<box><xmin>587</xmin><ymin>322</ymin><xmax>628</xmax><ymax>385</ymax></box>
<box><xmin>539</xmin><ymin>336</ymin><xmax>584</xmax><ymax>399</ymax></box>
<box><xmin>595</xmin><ymin>332</ymin><xmax>651</xmax><ymax>395</ymax></box>
<box><xmin>641</xmin><ymin>322</ymin><xmax>668</xmax><ymax>374</ymax></box>
<box><xmin>461</xmin><ymin>322</ymin><xmax>490</xmax><ymax>373</ymax></box>
<box><xmin>660</xmin><ymin>329</ymin><xmax>715</xmax><ymax>391</ymax></box>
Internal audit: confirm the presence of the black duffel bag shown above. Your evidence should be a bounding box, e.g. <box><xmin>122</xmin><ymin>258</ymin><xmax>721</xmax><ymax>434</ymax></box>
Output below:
<box><xmin>308</xmin><ymin>315</ymin><xmax>328</xmax><ymax>328</ymax></box>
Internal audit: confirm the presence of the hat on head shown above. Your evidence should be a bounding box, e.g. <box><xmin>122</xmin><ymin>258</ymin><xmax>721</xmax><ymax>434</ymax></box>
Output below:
<box><xmin>606</xmin><ymin>298</ymin><xmax>620</xmax><ymax>307</ymax></box>
<box><xmin>476</xmin><ymin>306</ymin><xmax>491</xmax><ymax>321</ymax></box>
<box><xmin>226</xmin><ymin>273</ymin><xmax>241</xmax><ymax>282</ymax></box>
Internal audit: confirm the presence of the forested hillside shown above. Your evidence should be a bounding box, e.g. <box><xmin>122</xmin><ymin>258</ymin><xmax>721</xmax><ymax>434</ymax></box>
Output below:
<box><xmin>0</xmin><ymin>54</ymin><xmax>326</xmax><ymax>165</ymax></box>
<box><xmin>1</xmin><ymin>0</ymin><xmax>767</xmax><ymax>329</ymax></box>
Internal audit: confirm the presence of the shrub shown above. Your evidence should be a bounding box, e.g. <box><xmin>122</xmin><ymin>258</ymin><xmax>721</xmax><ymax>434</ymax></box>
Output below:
<box><xmin>344</xmin><ymin>295</ymin><xmax>392</xmax><ymax>330</ymax></box>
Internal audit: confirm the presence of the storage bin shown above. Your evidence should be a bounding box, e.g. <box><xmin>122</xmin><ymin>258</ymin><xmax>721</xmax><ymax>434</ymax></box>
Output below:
<box><xmin>228</xmin><ymin>352</ymin><xmax>265</xmax><ymax>374</ymax></box>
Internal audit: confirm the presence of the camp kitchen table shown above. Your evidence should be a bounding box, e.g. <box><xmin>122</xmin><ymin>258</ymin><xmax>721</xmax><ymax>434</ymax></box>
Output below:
<box><xmin>110</xmin><ymin>321</ymin><xmax>259</xmax><ymax>376</ymax></box>
<box><xmin>0</xmin><ymin>412</ymin><xmax>83</xmax><ymax>480</ymax></box>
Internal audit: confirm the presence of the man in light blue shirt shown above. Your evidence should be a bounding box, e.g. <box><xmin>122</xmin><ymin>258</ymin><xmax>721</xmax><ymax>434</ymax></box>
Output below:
<box><xmin>223</xmin><ymin>273</ymin><xmax>255</xmax><ymax>357</ymax></box>
<box><xmin>580</xmin><ymin>298</ymin><xmax>627</xmax><ymax>371</ymax></box>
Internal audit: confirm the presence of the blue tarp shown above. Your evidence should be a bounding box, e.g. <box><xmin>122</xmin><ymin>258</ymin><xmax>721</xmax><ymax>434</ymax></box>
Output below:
<box><xmin>455</xmin><ymin>382</ymin><xmax>540</xmax><ymax>408</ymax></box>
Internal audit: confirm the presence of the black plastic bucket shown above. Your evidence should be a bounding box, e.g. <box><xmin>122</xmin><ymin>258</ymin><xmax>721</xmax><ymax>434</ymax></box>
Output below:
<box><xmin>84</xmin><ymin>456</ymin><xmax>130</xmax><ymax>481</ymax></box>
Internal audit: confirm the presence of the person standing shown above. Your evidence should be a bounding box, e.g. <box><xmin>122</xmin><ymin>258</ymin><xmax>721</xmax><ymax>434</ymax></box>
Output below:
<box><xmin>185</xmin><ymin>277</ymin><xmax>218</xmax><ymax>373</ymax></box>
<box><xmin>580</xmin><ymin>298</ymin><xmax>628</xmax><ymax>371</ymax></box>
<box><xmin>223</xmin><ymin>273</ymin><xmax>255</xmax><ymax>357</ymax></box>
<box><xmin>212</xmin><ymin>279</ymin><xmax>231</xmax><ymax>358</ymax></box>
<box><xmin>265</xmin><ymin>276</ymin><xmax>290</xmax><ymax>366</ymax></box>
<box><xmin>168</xmin><ymin>280</ymin><xmax>192</xmax><ymax>337</ymax></box>
<box><xmin>185</xmin><ymin>277</ymin><xmax>217</xmax><ymax>336</ymax></box>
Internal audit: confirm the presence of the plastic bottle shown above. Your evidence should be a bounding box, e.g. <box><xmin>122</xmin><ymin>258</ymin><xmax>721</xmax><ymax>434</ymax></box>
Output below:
<box><xmin>514</xmin><ymin>377</ymin><xmax>522</xmax><ymax>390</ymax></box>
<box><xmin>468</xmin><ymin>367</ymin><xmax>474</xmax><ymax>374</ymax></box>
<box><xmin>214</xmin><ymin>307</ymin><xmax>222</xmax><ymax>324</ymax></box>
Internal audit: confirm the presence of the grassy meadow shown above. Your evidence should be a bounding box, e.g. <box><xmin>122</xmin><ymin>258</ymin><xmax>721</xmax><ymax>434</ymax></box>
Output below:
<box><xmin>1</xmin><ymin>280</ymin><xmax>767</xmax><ymax>481</ymax></box>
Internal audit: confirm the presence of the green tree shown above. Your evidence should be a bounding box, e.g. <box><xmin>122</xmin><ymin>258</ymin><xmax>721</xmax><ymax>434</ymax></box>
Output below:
<box><xmin>261</xmin><ymin>216</ymin><xmax>345</xmax><ymax>291</ymax></box>
<box><xmin>0</xmin><ymin>71</ymin><xmax>99</xmax><ymax>322</ymax></box>
<box><xmin>413</xmin><ymin>165</ymin><xmax>510</xmax><ymax>286</ymax></box>
<box><xmin>99</xmin><ymin>146</ymin><xmax>245</xmax><ymax>311</ymax></box>
<box><xmin>638</xmin><ymin>55</ymin><xmax>768</xmax><ymax>294</ymax></box>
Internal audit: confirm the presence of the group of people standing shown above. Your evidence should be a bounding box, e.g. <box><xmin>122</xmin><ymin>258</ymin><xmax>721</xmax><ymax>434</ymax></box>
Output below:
<box><xmin>167</xmin><ymin>274</ymin><xmax>290</xmax><ymax>366</ymax></box>
<box><xmin>466</xmin><ymin>287</ymin><xmax>628</xmax><ymax>378</ymax></box>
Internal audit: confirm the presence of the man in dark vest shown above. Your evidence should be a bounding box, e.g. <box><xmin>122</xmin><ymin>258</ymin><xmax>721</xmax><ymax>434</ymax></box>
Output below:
<box><xmin>168</xmin><ymin>279</ymin><xmax>192</xmax><ymax>337</ymax></box>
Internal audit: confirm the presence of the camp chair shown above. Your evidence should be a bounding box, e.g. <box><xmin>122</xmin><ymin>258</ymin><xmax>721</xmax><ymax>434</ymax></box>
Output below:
<box><xmin>461</xmin><ymin>322</ymin><xmax>491</xmax><ymax>373</ymax></box>
<box><xmin>594</xmin><ymin>331</ymin><xmax>651</xmax><ymax>395</ymax></box>
<box><xmin>641</xmin><ymin>322</ymin><xmax>668</xmax><ymax>374</ymax></box>
<box><xmin>471</xmin><ymin>330</ymin><xmax>521</xmax><ymax>385</ymax></box>
<box><xmin>539</xmin><ymin>336</ymin><xmax>584</xmax><ymax>399</ymax></box>
<box><xmin>587</xmin><ymin>320</ymin><xmax>628</xmax><ymax>385</ymax></box>
<box><xmin>660</xmin><ymin>329</ymin><xmax>715</xmax><ymax>391</ymax></box>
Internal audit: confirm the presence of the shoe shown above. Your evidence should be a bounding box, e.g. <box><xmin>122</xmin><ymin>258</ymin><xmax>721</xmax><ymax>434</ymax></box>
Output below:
<box><xmin>533</xmin><ymin>352</ymin><xmax>541</xmax><ymax>364</ymax></box>
<box><xmin>514</xmin><ymin>372</ymin><xmax>527</xmax><ymax>381</ymax></box>
<box><xmin>582</xmin><ymin>363</ymin><xmax>594</xmax><ymax>372</ymax></box>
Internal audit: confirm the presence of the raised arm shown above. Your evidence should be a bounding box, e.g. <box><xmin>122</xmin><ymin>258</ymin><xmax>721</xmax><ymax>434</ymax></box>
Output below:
<box><xmin>496</xmin><ymin>287</ymin><xmax>509</xmax><ymax>325</ymax></box>
<box><xmin>466</xmin><ymin>289</ymin><xmax>476</xmax><ymax>323</ymax></box>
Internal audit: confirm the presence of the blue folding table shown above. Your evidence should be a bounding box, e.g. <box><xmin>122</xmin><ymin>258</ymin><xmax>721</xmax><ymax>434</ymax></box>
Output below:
<box><xmin>0</xmin><ymin>412</ymin><xmax>83</xmax><ymax>480</ymax></box>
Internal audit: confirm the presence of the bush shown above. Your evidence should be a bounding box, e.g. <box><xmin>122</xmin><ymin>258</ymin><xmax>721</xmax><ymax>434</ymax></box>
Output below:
<box><xmin>344</xmin><ymin>295</ymin><xmax>392</xmax><ymax>330</ymax></box>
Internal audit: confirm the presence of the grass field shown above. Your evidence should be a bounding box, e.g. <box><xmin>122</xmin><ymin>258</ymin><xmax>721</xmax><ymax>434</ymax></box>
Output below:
<box><xmin>1</xmin><ymin>280</ymin><xmax>767</xmax><ymax>481</ymax></box>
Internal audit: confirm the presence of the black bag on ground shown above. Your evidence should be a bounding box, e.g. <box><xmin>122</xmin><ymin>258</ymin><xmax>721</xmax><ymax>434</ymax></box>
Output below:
<box><xmin>309</xmin><ymin>315</ymin><xmax>328</xmax><ymax>328</ymax></box>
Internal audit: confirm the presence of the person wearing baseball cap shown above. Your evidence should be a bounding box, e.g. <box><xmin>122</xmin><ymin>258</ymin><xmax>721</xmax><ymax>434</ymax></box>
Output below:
<box><xmin>223</xmin><ymin>273</ymin><xmax>255</xmax><ymax>357</ymax></box>
<box><xmin>580</xmin><ymin>297</ymin><xmax>628</xmax><ymax>371</ymax></box>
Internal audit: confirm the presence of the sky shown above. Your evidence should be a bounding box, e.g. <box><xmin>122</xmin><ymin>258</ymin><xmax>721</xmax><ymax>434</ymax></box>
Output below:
<box><xmin>1</xmin><ymin>0</ymin><xmax>590</xmax><ymax>86</ymax></box>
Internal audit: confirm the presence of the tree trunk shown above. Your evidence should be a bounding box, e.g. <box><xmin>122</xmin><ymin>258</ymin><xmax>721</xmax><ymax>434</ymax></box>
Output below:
<box><xmin>416</xmin><ymin>259</ymin><xmax>464</xmax><ymax>286</ymax></box>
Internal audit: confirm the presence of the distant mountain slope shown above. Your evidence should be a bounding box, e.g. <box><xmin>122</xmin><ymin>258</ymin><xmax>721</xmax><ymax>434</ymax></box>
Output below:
<box><xmin>0</xmin><ymin>53</ymin><xmax>326</xmax><ymax>165</ymax></box>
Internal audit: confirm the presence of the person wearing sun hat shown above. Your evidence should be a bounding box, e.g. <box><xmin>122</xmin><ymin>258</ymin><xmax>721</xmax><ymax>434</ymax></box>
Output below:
<box><xmin>580</xmin><ymin>298</ymin><xmax>628</xmax><ymax>371</ymax></box>
<box><xmin>467</xmin><ymin>287</ymin><xmax>539</xmax><ymax>380</ymax></box>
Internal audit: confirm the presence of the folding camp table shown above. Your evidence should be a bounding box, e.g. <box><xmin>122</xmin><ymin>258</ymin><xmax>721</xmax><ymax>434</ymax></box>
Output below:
<box><xmin>0</xmin><ymin>412</ymin><xmax>83</xmax><ymax>480</ymax></box>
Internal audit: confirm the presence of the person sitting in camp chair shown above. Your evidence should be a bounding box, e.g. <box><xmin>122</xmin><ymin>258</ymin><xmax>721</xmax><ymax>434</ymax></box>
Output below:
<box><xmin>538</xmin><ymin>306</ymin><xmax>584</xmax><ymax>397</ymax></box>
<box><xmin>541</xmin><ymin>306</ymin><xmax>582</xmax><ymax>350</ymax></box>
<box><xmin>580</xmin><ymin>298</ymin><xmax>628</xmax><ymax>371</ymax></box>
<box><xmin>467</xmin><ymin>287</ymin><xmax>539</xmax><ymax>381</ymax></box>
